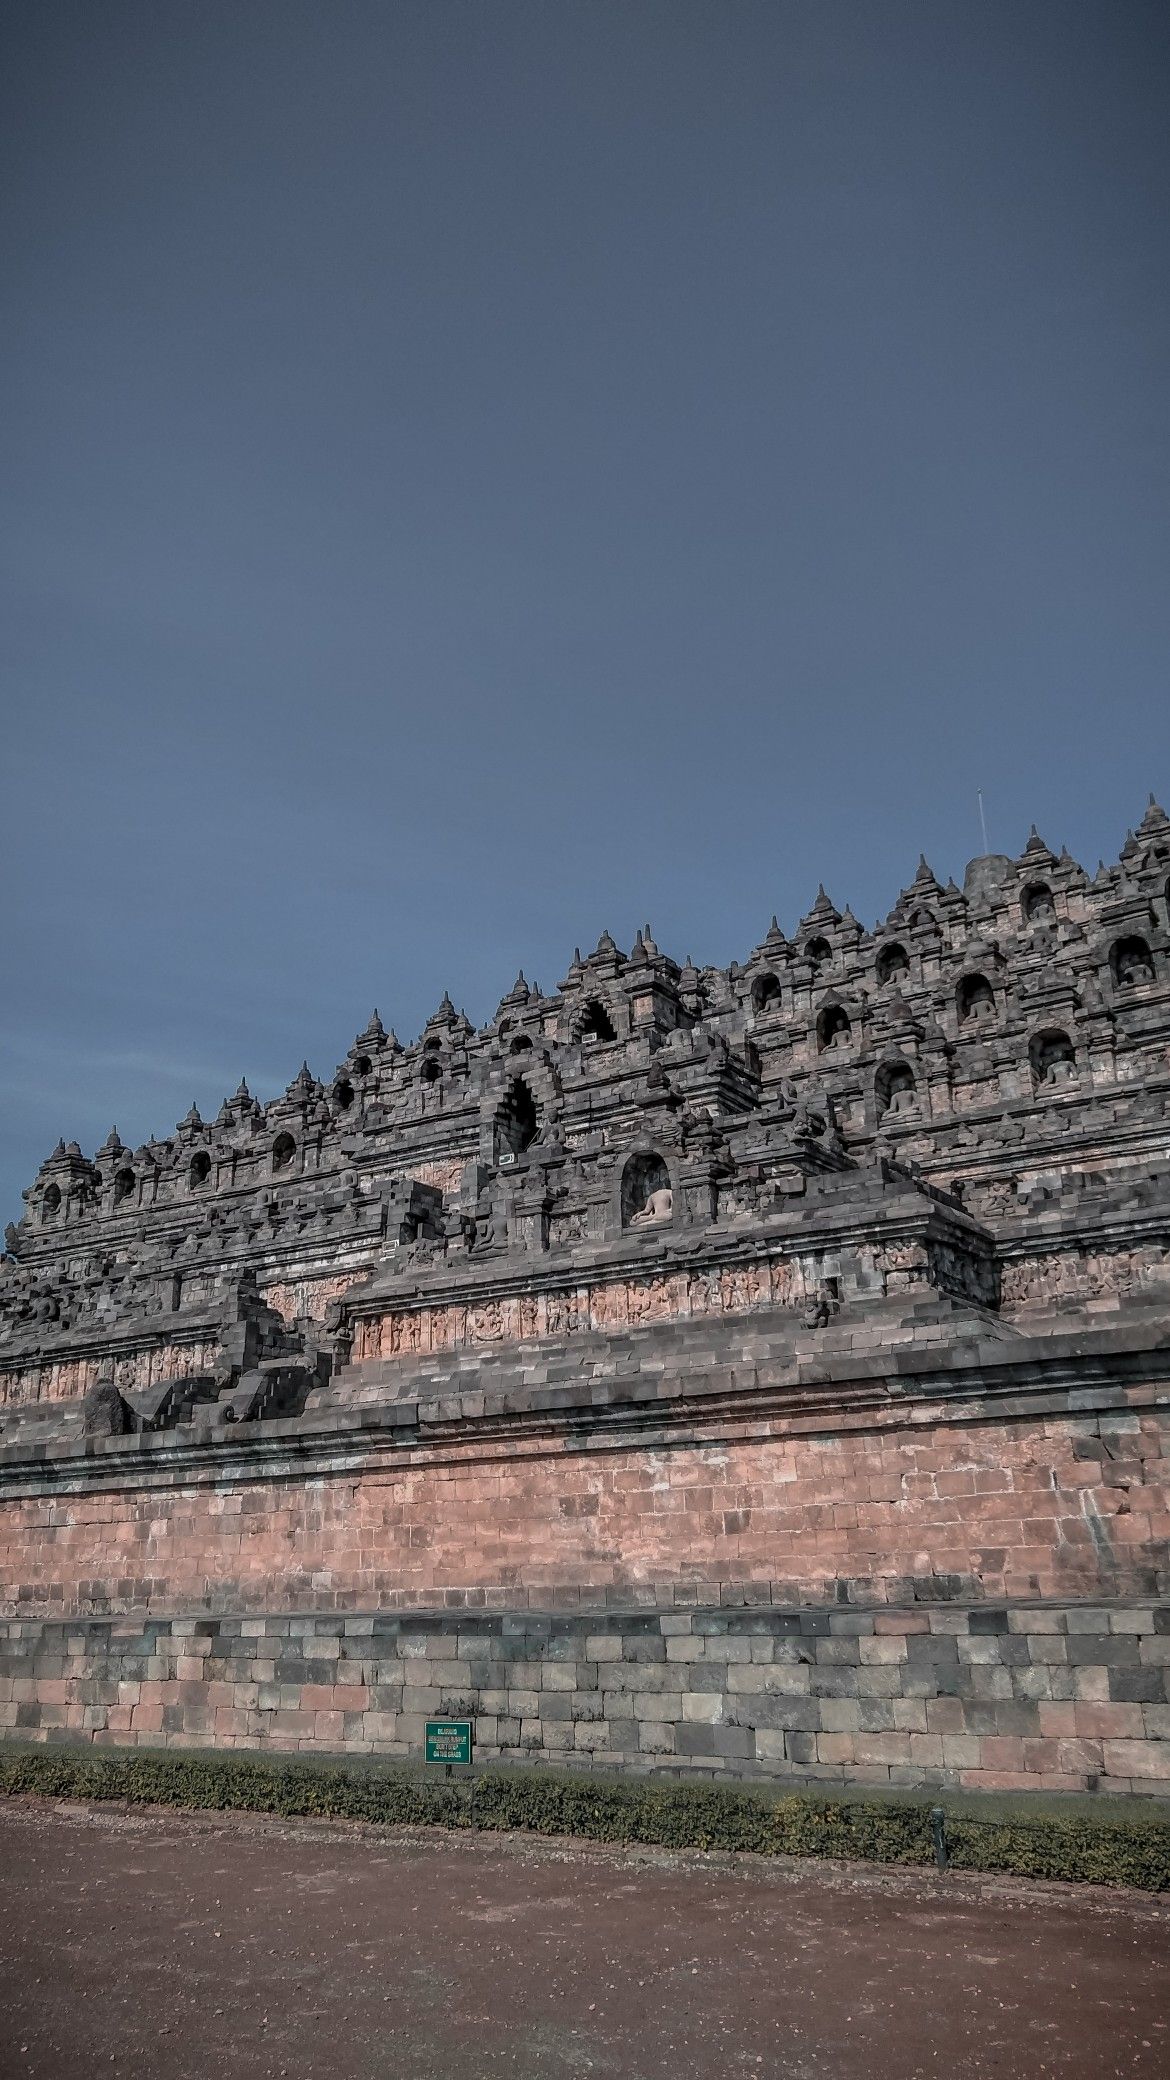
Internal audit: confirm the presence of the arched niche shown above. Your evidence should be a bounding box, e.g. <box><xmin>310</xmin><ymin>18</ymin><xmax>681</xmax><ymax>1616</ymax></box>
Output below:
<box><xmin>1110</xmin><ymin>935</ymin><xmax>1155</xmax><ymax>988</ymax></box>
<box><xmin>1030</xmin><ymin>1029</ymin><xmax>1077</xmax><ymax>1091</ymax></box>
<box><xmin>621</xmin><ymin>1150</ymin><xmax>672</xmax><ymax>1228</ymax></box>
<box><xmin>805</xmin><ymin>936</ymin><xmax>831</xmax><ymax>975</ymax></box>
<box><xmin>876</xmin><ymin>942</ymin><xmax>909</xmax><ymax>987</ymax></box>
<box><xmin>189</xmin><ymin>1152</ymin><xmax>211</xmax><ymax>1191</ymax></box>
<box><xmin>494</xmin><ymin>1077</ymin><xmax>539</xmax><ymax>1165</ymax></box>
<box><xmin>333</xmin><ymin>1077</ymin><xmax>355</xmax><ymax>1111</ymax></box>
<box><xmin>1021</xmin><ymin>882</ymin><xmax>1055</xmax><ymax>926</ymax></box>
<box><xmin>875</xmin><ymin>1060</ymin><xmax>916</xmax><ymax>1120</ymax></box>
<box><xmin>41</xmin><ymin>1182</ymin><xmax>61</xmax><ymax>1224</ymax></box>
<box><xmin>419</xmin><ymin>1038</ymin><xmax>444</xmax><ymax>1084</ymax></box>
<box><xmin>816</xmin><ymin>1003</ymin><xmax>852</xmax><ymax>1052</ymax></box>
<box><xmin>957</xmin><ymin>973</ymin><xmax>995</xmax><ymax>1025</ymax></box>
<box><xmin>113</xmin><ymin>1168</ymin><xmax>135</xmax><ymax>1205</ymax></box>
<box><xmin>751</xmin><ymin>972</ymin><xmax>782</xmax><ymax>1014</ymax></box>
<box><xmin>271</xmin><ymin>1133</ymin><xmax>296</xmax><ymax>1174</ymax></box>
<box><xmin>578</xmin><ymin>999</ymin><xmax>617</xmax><ymax>1045</ymax></box>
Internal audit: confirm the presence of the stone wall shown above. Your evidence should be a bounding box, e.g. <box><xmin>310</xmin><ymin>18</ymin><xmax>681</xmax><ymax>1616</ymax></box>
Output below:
<box><xmin>2</xmin><ymin>1392</ymin><xmax>1168</xmax><ymax>1622</ymax></box>
<box><xmin>3</xmin><ymin>1603</ymin><xmax>1167</xmax><ymax>1796</ymax></box>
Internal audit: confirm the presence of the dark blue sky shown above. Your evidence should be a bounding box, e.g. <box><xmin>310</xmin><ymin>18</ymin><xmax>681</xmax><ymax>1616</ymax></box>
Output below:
<box><xmin>2</xmin><ymin>1</ymin><xmax>1168</xmax><ymax>1224</ymax></box>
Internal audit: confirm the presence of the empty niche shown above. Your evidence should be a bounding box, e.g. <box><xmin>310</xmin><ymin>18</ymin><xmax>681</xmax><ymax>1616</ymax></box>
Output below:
<box><xmin>579</xmin><ymin>1000</ymin><xmax>616</xmax><ymax>1044</ymax></box>
<box><xmin>494</xmin><ymin>1077</ymin><xmax>538</xmax><ymax>1165</ymax></box>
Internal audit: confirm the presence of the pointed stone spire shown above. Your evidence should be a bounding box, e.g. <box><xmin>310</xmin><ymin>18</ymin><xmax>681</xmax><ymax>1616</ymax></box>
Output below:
<box><xmin>178</xmin><ymin>1101</ymin><xmax>203</xmax><ymax>1132</ymax></box>
<box><xmin>286</xmin><ymin>1061</ymin><xmax>316</xmax><ymax>1101</ymax></box>
<box><xmin>909</xmin><ymin>855</ymin><xmax>946</xmax><ymax>897</ymax></box>
<box><xmin>495</xmin><ymin>970</ymin><xmax>532</xmax><ymax>1021</ymax></box>
<box><xmin>1138</xmin><ymin>793</ymin><xmax>1169</xmax><ymax>835</ymax></box>
<box><xmin>424</xmin><ymin>991</ymin><xmax>460</xmax><ymax>1032</ymax></box>
<box><xmin>753</xmin><ymin>914</ymin><xmax>788</xmax><ymax>964</ymax></box>
<box><xmin>799</xmin><ymin>885</ymin><xmax>841</xmax><ymax>933</ymax></box>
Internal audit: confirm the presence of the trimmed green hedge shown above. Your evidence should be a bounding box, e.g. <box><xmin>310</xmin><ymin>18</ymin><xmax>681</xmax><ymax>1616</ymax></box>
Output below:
<box><xmin>2</xmin><ymin>1740</ymin><xmax>1168</xmax><ymax>1891</ymax></box>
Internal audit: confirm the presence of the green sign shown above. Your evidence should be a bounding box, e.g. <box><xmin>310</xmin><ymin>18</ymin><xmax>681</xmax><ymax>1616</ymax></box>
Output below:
<box><xmin>425</xmin><ymin>1718</ymin><xmax>473</xmax><ymax>1766</ymax></box>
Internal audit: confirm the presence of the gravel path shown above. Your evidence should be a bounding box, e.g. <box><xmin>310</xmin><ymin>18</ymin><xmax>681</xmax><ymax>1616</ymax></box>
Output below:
<box><xmin>1</xmin><ymin>1797</ymin><xmax>1167</xmax><ymax>2078</ymax></box>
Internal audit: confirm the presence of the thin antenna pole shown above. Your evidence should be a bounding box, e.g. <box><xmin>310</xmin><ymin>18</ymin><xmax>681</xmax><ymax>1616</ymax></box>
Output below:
<box><xmin>977</xmin><ymin>790</ymin><xmax>989</xmax><ymax>853</ymax></box>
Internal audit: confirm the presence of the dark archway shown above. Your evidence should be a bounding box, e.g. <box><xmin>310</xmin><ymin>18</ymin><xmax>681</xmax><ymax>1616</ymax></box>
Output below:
<box><xmin>272</xmin><ymin>1133</ymin><xmax>296</xmax><ymax>1174</ymax></box>
<box><xmin>113</xmin><ymin>1168</ymin><xmax>135</xmax><ymax>1205</ymax></box>
<box><xmin>189</xmin><ymin>1152</ymin><xmax>211</xmax><ymax>1190</ymax></box>
<box><xmin>41</xmin><ymin>1183</ymin><xmax>61</xmax><ymax>1224</ymax></box>
<box><xmin>579</xmin><ymin>999</ymin><xmax>616</xmax><ymax>1044</ymax></box>
<box><xmin>494</xmin><ymin>1078</ymin><xmax>539</xmax><ymax>1165</ymax></box>
<box><xmin>751</xmin><ymin>972</ymin><xmax>782</xmax><ymax>1014</ymax></box>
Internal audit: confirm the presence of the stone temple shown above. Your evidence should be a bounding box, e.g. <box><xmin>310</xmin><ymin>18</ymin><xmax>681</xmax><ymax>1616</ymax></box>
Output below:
<box><xmin>2</xmin><ymin>807</ymin><xmax>1169</xmax><ymax>1795</ymax></box>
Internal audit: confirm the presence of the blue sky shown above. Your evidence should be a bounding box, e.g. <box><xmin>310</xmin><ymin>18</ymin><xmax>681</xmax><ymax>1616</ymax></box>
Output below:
<box><xmin>2</xmin><ymin>0</ymin><xmax>1168</xmax><ymax>1223</ymax></box>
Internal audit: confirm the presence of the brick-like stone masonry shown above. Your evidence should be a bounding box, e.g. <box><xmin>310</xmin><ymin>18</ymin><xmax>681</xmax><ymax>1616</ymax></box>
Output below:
<box><xmin>3</xmin><ymin>1605</ymin><xmax>1167</xmax><ymax>1795</ymax></box>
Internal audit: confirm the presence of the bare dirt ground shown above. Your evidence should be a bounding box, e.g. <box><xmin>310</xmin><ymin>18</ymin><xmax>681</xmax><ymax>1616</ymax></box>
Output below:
<box><xmin>0</xmin><ymin>1798</ymin><xmax>1167</xmax><ymax>2080</ymax></box>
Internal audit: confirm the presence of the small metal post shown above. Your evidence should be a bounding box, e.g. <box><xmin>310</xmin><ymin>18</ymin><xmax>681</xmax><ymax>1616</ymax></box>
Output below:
<box><xmin>930</xmin><ymin>1804</ymin><xmax>948</xmax><ymax>1871</ymax></box>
